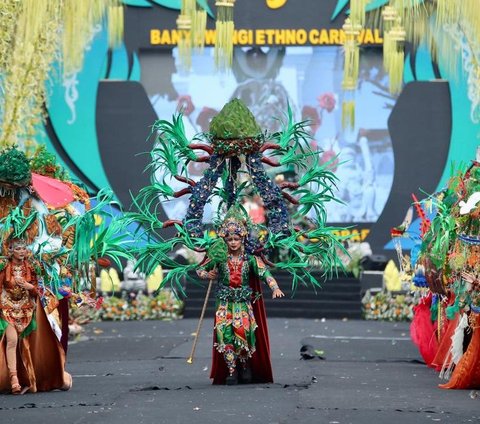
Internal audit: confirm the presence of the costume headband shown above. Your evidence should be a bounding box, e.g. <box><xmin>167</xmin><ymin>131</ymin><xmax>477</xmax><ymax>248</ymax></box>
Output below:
<box><xmin>9</xmin><ymin>238</ymin><xmax>27</xmax><ymax>249</ymax></box>
<box><xmin>218</xmin><ymin>217</ymin><xmax>248</xmax><ymax>238</ymax></box>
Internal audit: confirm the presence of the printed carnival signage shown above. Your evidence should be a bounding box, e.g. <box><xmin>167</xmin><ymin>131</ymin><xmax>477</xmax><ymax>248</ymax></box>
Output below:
<box><xmin>125</xmin><ymin>0</ymin><xmax>383</xmax><ymax>49</ymax></box>
<box><xmin>149</xmin><ymin>27</ymin><xmax>382</xmax><ymax>46</ymax></box>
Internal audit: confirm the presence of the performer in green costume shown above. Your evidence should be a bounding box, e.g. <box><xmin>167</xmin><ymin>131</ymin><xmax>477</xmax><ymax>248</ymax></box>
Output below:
<box><xmin>127</xmin><ymin>98</ymin><xmax>346</xmax><ymax>384</ymax></box>
<box><xmin>197</xmin><ymin>208</ymin><xmax>284</xmax><ymax>384</ymax></box>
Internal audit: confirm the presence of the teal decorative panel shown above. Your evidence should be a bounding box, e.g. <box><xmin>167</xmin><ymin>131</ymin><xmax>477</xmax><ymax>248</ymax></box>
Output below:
<box><xmin>46</xmin><ymin>28</ymin><xmax>114</xmax><ymax>193</ymax></box>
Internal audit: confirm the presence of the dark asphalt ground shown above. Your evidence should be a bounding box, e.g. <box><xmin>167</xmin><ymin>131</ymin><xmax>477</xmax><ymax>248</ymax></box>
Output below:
<box><xmin>0</xmin><ymin>318</ymin><xmax>479</xmax><ymax>424</ymax></box>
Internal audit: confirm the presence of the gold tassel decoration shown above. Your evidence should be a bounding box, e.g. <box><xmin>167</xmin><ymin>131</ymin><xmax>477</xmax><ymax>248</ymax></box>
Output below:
<box><xmin>62</xmin><ymin>0</ymin><xmax>96</xmax><ymax>77</ymax></box>
<box><xmin>108</xmin><ymin>4</ymin><xmax>124</xmax><ymax>49</ymax></box>
<box><xmin>387</xmin><ymin>46</ymin><xmax>404</xmax><ymax>95</ymax></box>
<box><xmin>0</xmin><ymin>1</ymin><xmax>21</xmax><ymax>74</ymax></box>
<box><xmin>386</xmin><ymin>20</ymin><xmax>406</xmax><ymax>95</ymax></box>
<box><xmin>192</xmin><ymin>2</ymin><xmax>207</xmax><ymax>51</ymax></box>
<box><xmin>435</xmin><ymin>0</ymin><xmax>460</xmax><ymax>30</ymax></box>
<box><xmin>176</xmin><ymin>13</ymin><xmax>192</xmax><ymax>71</ymax></box>
<box><xmin>342</xmin><ymin>40</ymin><xmax>360</xmax><ymax>89</ymax></box>
<box><xmin>214</xmin><ymin>0</ymin><xmax>236</xmax><ymax>70</ymax></box>
<box><xmin>62</xmin><ymin>0</ymin><xmax>123</xmax><ymax>77</ymax></box>
<box><xmin>341</xmin><ymin>18</ymin><xmax>361</xmax><ymax>130</ymax></box>
<box><xmin>176</xmin><ymin>0</ymin><xmax>196</xmax><ymax>71</ymax></box>
<box><xmin>342</xmin><ymin>99</ymin><xmax>356</xmax><ymax>130</ymax></box>
<box><xmin>176</xmin><ymin>0</ymin><xmax>207</xmax><ymax>69</ymax></box>
<box><xmin>382</xmin><ymin>6</ymin><xmax>397</xmax><ymax>73</ymax></box>
<box><xmin>0</xmin><ymin>0</ymin><xmax>124</xmax><ymax>150</ymax></box>
<box><xmin>347</xmin><ymin>0</ymin><xmax>480</xmax><ymax>122</ymax></box>
<box><xmin>350</xmin><ymin>0</ymin><xmax>371</xmax><ymax>27</ymax></box>
<box><xmin>0</xmin><ymin>0</ymin><xmax>61</xmax><ymax>149</ymax></box>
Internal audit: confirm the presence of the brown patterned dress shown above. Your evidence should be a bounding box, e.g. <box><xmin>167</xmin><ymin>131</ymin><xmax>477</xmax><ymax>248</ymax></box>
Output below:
<box><xmin>0</xmin><ymin>261</ymin><xmax>38</xmax><ymax>335</ymax></box>
<box><xmin>0</xmin><ymin>259</ymin><xmax>71</xmax><ymax>393</ymax></box>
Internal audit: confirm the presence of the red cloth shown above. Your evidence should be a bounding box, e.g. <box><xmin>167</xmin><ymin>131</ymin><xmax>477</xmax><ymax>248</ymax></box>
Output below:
<box><xmin>431</xmin><ymin>314</ymin><xmax>457</xmax><ymax>372</ymax></box>
<box><xmin>227</xmin><ymin>261</ymin><xmax>243</xmax><ymax>288</ymax></box>
<box><xmin>410</xmin><ymin>295</ymin><xmax>438</xmax><ymax>367</ymax></box>
<box><xmin>31</xmin><ymin>173</ymin><xmax>74</xmax><ymax>208</ymax></box>
<box><xmin>210</xmin><ymin>274</ymin><xmax>273</xmax><ymax>384</ymax></box>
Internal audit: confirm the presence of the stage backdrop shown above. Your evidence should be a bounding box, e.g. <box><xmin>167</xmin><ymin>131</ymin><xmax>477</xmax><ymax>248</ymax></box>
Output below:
<box><xmin>36</xmin><ymin>0</ymin><xmax>479</xmax><ymax>256</ymax></box>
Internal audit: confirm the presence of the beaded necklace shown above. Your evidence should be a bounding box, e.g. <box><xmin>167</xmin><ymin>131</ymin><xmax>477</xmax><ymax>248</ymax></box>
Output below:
<box><xmin>228</xmin><ymin>253</ymin><xmax>245</xmax><ymax>273</ymax></box>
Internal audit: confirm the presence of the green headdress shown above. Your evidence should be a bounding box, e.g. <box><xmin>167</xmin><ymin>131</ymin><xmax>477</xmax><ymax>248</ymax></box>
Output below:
<box><xmin>209</xmin><ymin>98</ymin><xmax>263</xmax><ymax>155</ymax></box>
<box><xmin>0</xmin><ymin>146</ymin><xmax>31</xmax><ymax>187</ymax></box>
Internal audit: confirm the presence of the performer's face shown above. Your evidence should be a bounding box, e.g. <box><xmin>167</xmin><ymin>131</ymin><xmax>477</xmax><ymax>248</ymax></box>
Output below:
<box><xmin>225</xmin><ymin>234</ymin><xmax>242</xmax><ymax>253</ymax></box>
<box><xmin>12</xmin><ymin>245</ymin><xmax>27</xmax><ymax>262</ymax></box>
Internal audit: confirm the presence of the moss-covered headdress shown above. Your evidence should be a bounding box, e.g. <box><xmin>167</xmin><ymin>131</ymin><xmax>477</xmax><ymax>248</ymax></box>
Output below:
<box><xmin>209</xmin><ymin>98</ymin><xmax>263</xmax><ymax>156</ymax></box>
<box><xmin>0</xmin><ymin>146</ymin><xmax>31</xmax><ymax>187</ymax></box>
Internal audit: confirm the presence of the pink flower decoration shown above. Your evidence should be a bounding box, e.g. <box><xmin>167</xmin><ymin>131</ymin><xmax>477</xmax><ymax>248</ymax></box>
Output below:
<box><xmin>177</xmin><ymin>95</ymin><xmax>195</xmax><ymax>116</ymax></box>
<box><xmin>318</xmin><ymin>93</ymin><xmax>336</xmax><ymax>113</ymax></box>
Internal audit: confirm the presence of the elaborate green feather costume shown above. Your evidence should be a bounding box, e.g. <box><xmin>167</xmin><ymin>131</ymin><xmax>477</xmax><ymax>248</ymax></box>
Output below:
<box><xmin>127</xmin><ymin>99</ymin><xmax>346</xmax><ymax>294</ymax></box>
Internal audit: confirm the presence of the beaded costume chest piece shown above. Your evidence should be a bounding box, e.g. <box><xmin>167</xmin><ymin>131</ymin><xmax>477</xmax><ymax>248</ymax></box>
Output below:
<box><xmin>0</xmin><ymin>263</ymin><xmax>35</xmax><ymax>333</ymax></box>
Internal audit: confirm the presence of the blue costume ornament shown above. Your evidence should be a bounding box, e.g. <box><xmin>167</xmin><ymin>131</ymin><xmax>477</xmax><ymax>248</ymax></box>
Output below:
<box><xmin>127</xmin><ymin>98</ymin><xmax>346</xmax><ymax>294</ymax></box>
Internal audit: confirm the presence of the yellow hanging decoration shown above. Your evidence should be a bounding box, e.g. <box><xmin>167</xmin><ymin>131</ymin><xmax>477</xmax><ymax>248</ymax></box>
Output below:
<box><xmin>385</xmin><ymin>18</ymin><xmax>406</xmax><ymax>95</ymax></box>
<box><xmin>62</xmin><ymin>0</ymin><xmax>123</xmax><ymax>77</ymax></box>
<box><xmin>0</xmin><ymin>0</ymin><xmax>124</xmax><ymax>150</ymax></box>
<box><xmin>176</xmin><ymin>0</ymin><xmax>196</xmax><ymax>71</ymax></box>
<box><xmin>176</xmin><ymin>0</ymin><xmax>207</xmax><ymax>69</ymax></box>
<box><xmin>382</xmin><ymin>6</ymin><xmax>397</xmax><ymax>72</ymax></box>
<box><xmin>108</xmin><ymin>5</ymin><xmax>124</xmax><ymax>49</ymax></box>
<box><xmin>192</xmin><ymin>3</ymin><xmax>207</xmax><ymax>51</ymax></box>
<box><xmin>342</xmin><ymin>100</ymin><xmax>356</xmax><ymax>130</ymax></box>
<box><xmin>0</xmin><ymin>1</ymin><xmax>21</xmax><ymax>74</ymax></box>
<box><xmin>435</xmin><ymin>0</ymin><xmax>460</xmax><ymax>30</ymax></box>
<box><xmin>0</xmin><ymin>0</ymin><xmax>61</xmax><ymax>149</ymax></box>
<box><xmin>350</xmin><ymin>0</ymin><xmax>371</xmax><ymax>27</ymax></box>
<box><xmin>341</xmin><ymin>18</ymin><xmax>362</xmax><ymax>130</ymax></box>
<box><xmin>214</xmin><ymin>0</ymin><xmax>236</xmax><ymax>70</ymax></box>
<box><xmin>176</xmin><ymin>15</ymin><xmax>192</xmax><ymax>71</ymax></box>
<box><xmin>351</xmin><ymin>0</ymin><xmax>480</xmax><ymax>119</ymax></box>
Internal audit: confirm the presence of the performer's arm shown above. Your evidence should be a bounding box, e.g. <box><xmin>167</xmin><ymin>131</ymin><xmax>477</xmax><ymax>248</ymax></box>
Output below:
<box><xmin>254</xmin><ymin>257</ymin><xmax>285</xmax><ymax>299</ymax></box>
<box><xmin>196</xmin><ymin>258</ymin><xmax>218</xmax><ymax>280</ymax></box>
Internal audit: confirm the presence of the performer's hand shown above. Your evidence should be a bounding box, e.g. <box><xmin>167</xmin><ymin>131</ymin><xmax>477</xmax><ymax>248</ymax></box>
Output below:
<box><xmin>272</xmin><ymin>288</ymin><xmax>284</xmax><ymax>299</ymax></box>
<box><xmin>17</xmin><ymin>280</ymin><xmax>34</xmax><ymax>291</ymax></box>
<box><xmin>206</xmin><ymin>269</ymin><xmax>218</xmax><ymax>280</ymax></box>
<box><xmin>462</xmin><ymin>271</ymin><xmax>475</xmax><ymax>283</ymax></box>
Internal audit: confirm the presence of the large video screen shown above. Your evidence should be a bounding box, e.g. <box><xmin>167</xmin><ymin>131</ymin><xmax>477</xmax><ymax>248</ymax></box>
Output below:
<box><xmin>139</xmin><ymin>46</ymin><xmax>395</xmax><ymax>225</ymax></box>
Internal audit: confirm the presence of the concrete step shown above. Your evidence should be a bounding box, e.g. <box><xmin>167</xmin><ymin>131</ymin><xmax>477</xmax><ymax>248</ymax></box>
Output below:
<box><xmin>182</xmin><ymin>272</ymin><xmax>362</xmax><ymax>319</ymax></box>
<box><xmin>183</xmin><ymin>306</ymin><xmax>362</xmax><ymax>320</ymax></box>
